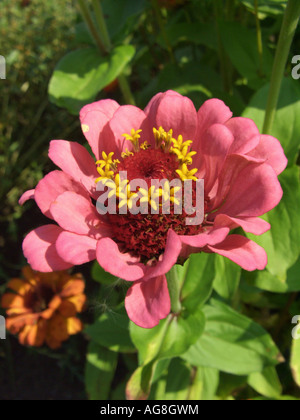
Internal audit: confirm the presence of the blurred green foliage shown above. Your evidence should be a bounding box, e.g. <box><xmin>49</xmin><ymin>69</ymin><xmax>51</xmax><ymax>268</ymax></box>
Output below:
<box><xmin>0</xmin><ymin>0</ymin><xmax>77</xmax><ymax>222</ymax></box>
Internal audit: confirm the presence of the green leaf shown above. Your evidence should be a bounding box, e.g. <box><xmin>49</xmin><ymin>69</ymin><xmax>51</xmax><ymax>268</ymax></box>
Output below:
<box><xmin>252</xmin><ymin>396</ymin><xmax>299</xmax><ymax>401</ymax></box>
<box><xmin>182</xmin><ymin>300</ymin><xmax>282</xmax><ymax>375</ymax></box>
<box><xmin>161</xmin><ymin>309</ymin><xmax>206</xmax><ymax>360</ymax></box>
<box><xmin>126</xmin><ymin>361</ymin><xmax>156</xmax><ymax>400</ymax></box>
<box><xmin>219</xmin><ymin>21</ymin><xmax>273</xmax><ymax>89</ymax></box>
<box><xmin>102</xmin><ymin>0</ymin><xmax>147</xmax><ymax>43</ymax></box>
<box><xmin>85</xmin><ymin>306</ymin><xmax>135</xmax><ymax>353</ymax></box>
<box><xmin>243</xmin><ymin>78</ymin><xmax>300</xmax><ymax>164</ymax></box>
<box><xmin>155</xmin><ymin>358</ymin><xmax>193</xmax><ymax>400</ymax></box>
<box><xmin>246</xmin><ymin>166</ymin><xmax>300</xmax><ymax>288</ymax></box>
<box><xmin>248</xmin><ymin>367</ymin><xmax>282</xmax><ymax>398</ymax></box>
<box><xmin>75</xmin><ymin>22</ymin><xmax>95</xmax><ymax>46</ymax></box>
<box><xmin>241</xmin><ymin>0</ymin><xmax>287</xmax><ymax>17</ymax></box>
<box><xmin>213</xmin><ymin>255</ymin><xmax>241</xmax><ymax>300</ymax></box>
<box><xmin>139</xmin><ymin>62</ymin><xmax>218</xmax><ymax>110</ymax></box>
<box><xmin>164</xmin><ymin>360</ymin><xmax>192</xmax><ymax>400</ymax></box>
<box><xmin>239</xmin><ymin>278</ymin><xmax>288</xmax><ymax>307</ymax></box>
<box><xmin>149</xmin><ymin>360</ymin><xmax>219</xmax><ymax>401</ymax></box>
<box><xmin>245</xmin><ymin>256</ymin><xmax>300</xmax><ymax>293</ymax></box>
<box><xmin>91</xmin><ymin>261</ymin><xmax>118</xmax><ymax>285</ymax></box>
<box><xmin>161</xmin><ymin>23</ymin><xmax>218</xmax><ymax>50</ymax></box>
<box><xmin>152</xmin><ymin>359</ymin><xmax>171</xmax><ymax>384</ymax></box>
<box><xmin>290</xmin><ymin>323</ymin><xmax>300</xmax><ymax>387</ymax></box>
<box><xmin>85</xmin><ymin>341</ymin><xmax>118</xmax><ymax>400</ymax></box>
<box><xmin>48</xmin><ymin>45</ymin><xmax>135</xmax><ymax>114</ymax></box>
<box><xmin>188</xmin><ymin>366</ymin><xmax>219</xmax><ymax>400</ymax></box>
<box><xmin>181</xmin><ymin>253</ymin><xmax>216</xmax><ymax>312</ymax></box>
<box><xmin>217</xmin><ymin>372</ymin><xmax>247</xmax><ymax>399</ymax></box>
<box><xmin>130</xmin><ymin>306</ymin><xmax>205</xmax><ymax>364</ymax></box>
<box><xmin>139</xmin><ymin>61</ymin><xmax>245</xmax><ymax>115</ymax></box>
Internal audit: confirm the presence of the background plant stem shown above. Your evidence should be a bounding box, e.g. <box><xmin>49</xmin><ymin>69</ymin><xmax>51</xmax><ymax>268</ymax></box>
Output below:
<box><xmin>151</xmin><ymin>0</ymin><xmax>175</xmax><ymax>64</ymax></box>
<box><xmin>77</xmin><ymin>0</ymin><xmax>107</xmax><ymax>54</ymax></box>
<box><xmin>89</xmin><ymin>0</ymin><xmax>136</xmax><ymax>105</ymax></box>
<box><xmin>263</xmin><ymin>0</ymin><xmax>300</xmax><ymax>134</ymax></box>
<box><xmin>92</xmin><ymin>0</ymin><xmax>111</xmax><ymax>50</ymax></box>
<box><xmin>166</xmin><ymin>266</ymin><xmax>182</xmax><ymax>314</ymax></box>
<box><xmin>254</xmin><ymin>0</ymin><xmax>264</xmax><ymax>77</ymax></box>
<box><xmin>117</xmin><ymin>74</ymin><xmax>136</xmax><ymax>106</ymax></box>
<box><xmin>226</xmin><ymin>0</ymin><xmax>236</xmax><ymax>20</ymax></box>
<box><xmin>214</xmin><ymin>0</ymin><xmax>232</xmax><ymax>94</ymax></box>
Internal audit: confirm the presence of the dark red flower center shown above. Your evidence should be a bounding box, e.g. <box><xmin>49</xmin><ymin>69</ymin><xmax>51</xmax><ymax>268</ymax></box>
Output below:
<box><xmin>25</xmin><ymin>284</ymin><xmax>55</xmax><ymax>313</ymax></box>
<box><xmin>117</xmin><ymin>149</ymin><xmax>179</xmax><ymax>187</ymax></box>
<box><xmin>96</xmin><ymin>127</ymin><xmax>204</xmax><ymax>261</ymax></box>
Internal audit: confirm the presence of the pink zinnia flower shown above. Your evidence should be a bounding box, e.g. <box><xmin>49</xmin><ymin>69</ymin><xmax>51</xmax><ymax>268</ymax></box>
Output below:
<box><xmin>20</xmin><ymin>91</ymin><xmax>287</xmax><ymax>328</ymax></box>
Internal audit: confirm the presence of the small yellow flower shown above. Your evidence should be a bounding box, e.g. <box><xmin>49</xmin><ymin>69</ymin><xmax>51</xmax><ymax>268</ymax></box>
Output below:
<box><xmin>140</xmin><ymin>186</ymin><xmax>162</xmax><ymax>211</ymax></box>
<box><xmin>176</xmin><ymin>163</ymin><xmax>198</xmax><ymax>181</ymax></box>
<box><xmin>123</xmin><ymin>129</ymin><xmax>142</xmax><ymax>151</ymax></box>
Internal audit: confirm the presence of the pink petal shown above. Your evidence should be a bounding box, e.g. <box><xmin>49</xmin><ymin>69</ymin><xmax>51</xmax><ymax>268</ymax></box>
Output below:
<box><xmin>209</xmin><ymin>154</ymin><xmax>268</xmax><ymax>211</ymax></box>
<box><xmin>49</xmin><ymin>140</ymin><xmax>98</xmax><ymax>197</ymax></box>
<box><xmin>55</xmin><ymin>231</ymin><xmax>97</xmax><ymax>265</ymax></box>
<box><xmin>35</xmin><ymin>170</ymin><xmax>88</xmax><ymax>219</ymax></box>
<box><xmin>106</xmin><ymin>105</ymin><xmax>152</xmax><ymax>155</ymax></box>
<box><xmin>179</xmin><ymin>226</ymin><xmax>229</xmax><ymax>248</ymax></box>
<box><xmin>144</xmin><ymin>91</ymin><xmax>181</xmax><ymax>116</ymax></box>
<box><xmin>215</xmin><ymin>160</ymin><xmax>283</xmax><ymax>217</ymax></box>
<box><xmin>19</xmin><ymin>189</ymin><xmax>35</xmax><ymax>205</ymax></box>
<box><xmin>226</xmin><ymin>117</ymin><xmax>260</xmax><ymax>155</ymax></box>
<box><xmin>201</xmin><ymin>124</ymin><xmax>234</xmax><ymax>193</ymax></box>
<box><xmin>23</xmin><ymin>225</ymin><xmax>72</xmax><ymax>272</ymax></box>
<box><xmin>96</xmin><ymin>238</ymin><xmax>145</xmax><ymax>281</ymax></box>
<box><xmin>247</xmin><ymin>135</ymin><xmax>288</xmax><ymax>175</ymax></box>
<box><xmin>125</xmin><ymin>275</ymin><xmax>170</xmax><ymax>328</ymax></box>
<box><xmin>207</xmin><ymin>235</ymin><xmax>267</xmax><ymax>271</ymax></box>
<box><xmin>50</xmin><ymin>191</ymin><xmax>110</xmax><ymax>238</ymax></box>
<box><xmin>193</xmin><ymin>98</ymin><xmax>233</xmax><ymax>170</ymax></box>
<box><xmin>145</xmin><ymin>90</ymin><xmax>198</xmax><ymax>141</ymax></box>
<box><xmin>80</xmin><ymin>99</ymin><xmax>120</xmax><ymax>159</ymax></box>
<box><xmin>214</xmin><ymin>214</ymin><xmax>271</xmax><ymax>235</ymax></box>
<box><xmin>197</xmin><ymin>98</ymin><xmax>233</xmax><ymax>134</ymax></box>
<box><xmin>96</xmin><ymin>230</ymin><xmax>182</xmax><ymax>282</ymax></box>
<box><xmin>143</xmin><ymin>230</ymin><xmax>182</xmax><ymax>281</ymax></box>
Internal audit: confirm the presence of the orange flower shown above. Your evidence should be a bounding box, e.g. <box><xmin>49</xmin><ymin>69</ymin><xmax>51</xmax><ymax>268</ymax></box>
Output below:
<box><xmin>1</xmin><ymin>266</ymin><xmax>86</xmax><ymax>349</ymax></box>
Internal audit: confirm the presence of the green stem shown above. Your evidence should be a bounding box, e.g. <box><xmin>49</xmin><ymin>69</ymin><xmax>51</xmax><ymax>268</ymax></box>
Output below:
<box><xmin>151</xmin><ymin>0</ymin><xmax>175</xmax><ymax>64</ymax></box>
<box><xmin>226</xmin><ymin>0</ymin><xmax>236</xmax><ymax>20</ymax></box>
<box><xmin>77</xmin><ymin>0</ymin><xmax>108</xmax><ymax>54</ymax></box>
<box><xmin>92</xmin><ymin>0</ymin><xmax>111</xmax><ymax>50</ymax></box>
<box><xmin>263</xmin><ymin>0</ymin><xmax>300</xmax><ymax>134</ymax></box>
<box><xmin>117</xmin><ymin>74</ymin><xmax>136</xmax><ymax>105</ymax></box>
<box><xmin>213</xmin><ymin>0</ymin><xmax>232</xmax><ymax>94</ymax></box>
<box><xmin>254</xmin><ymin>0</ymin><xmax>264</xmax><ymax>77</ymax></box>
<box><xmin>89</xmin><ymin>0</ymin><xmax>136</xmax><ymax>105</ymax></box>
<box><xmin>166</xmin><ymin>266</ymin><xmax>182</xmax><ymax>314</ymax></box>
